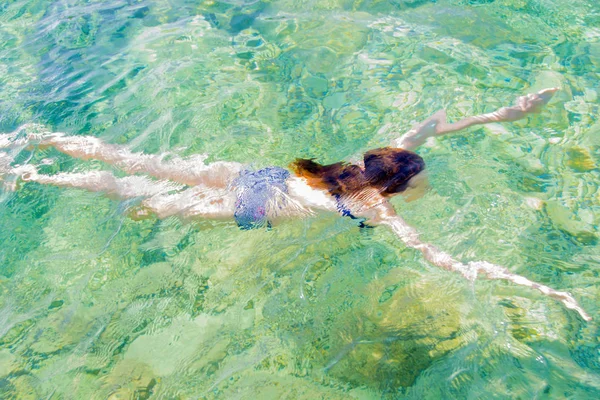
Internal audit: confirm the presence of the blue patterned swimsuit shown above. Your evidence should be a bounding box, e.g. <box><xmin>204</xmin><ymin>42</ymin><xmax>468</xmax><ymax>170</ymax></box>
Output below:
<box><xmin>232</xmin><ymin>167</ymin><xmax>291</xmax><ymax>229</ymax></box>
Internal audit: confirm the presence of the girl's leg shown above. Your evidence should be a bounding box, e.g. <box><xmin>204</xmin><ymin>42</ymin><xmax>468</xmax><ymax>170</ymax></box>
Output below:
<box><xmin>135</xmin><ymin>185</ymin><xmax>235</xmax><ymax>220</ymax></box>
<box><xmin>37</xmin><ymin>135</ymin><xmax>243</xmax><ymax>188</ymax></box>
<box><xmin>393</xmin><ymin>87</ymin><xmax>559</xmax><ymax>150</ymax></box>
<box><xmin>8</xmin><ymin>164</ymin><xmax>183</xmax><ymax>200</ymax></box>
<box><xmin>4</xmin><ymin>164</ymin><xmax>235</xmax><ymax>221</ymax></box>
<box><xmin>0</xmin><ymin>124</ymin><xmax>243</xmax><ymax>188</ymax></box>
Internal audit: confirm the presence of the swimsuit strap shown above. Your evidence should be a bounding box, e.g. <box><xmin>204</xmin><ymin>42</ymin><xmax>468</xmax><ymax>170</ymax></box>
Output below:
<box><xmin>334</xmin><ymin>194</ymin><xmax>356</xmax><ymax>219</ymax></box>
<box><xmin>334</xmin><ymin>194</ymin><xmax>371</xmax><ymax>228</ymax></box>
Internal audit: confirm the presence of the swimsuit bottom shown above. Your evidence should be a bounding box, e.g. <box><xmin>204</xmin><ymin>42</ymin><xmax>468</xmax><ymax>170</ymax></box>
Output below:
<box><xmin>233</xmin><ymin>167</ymin><xmax>290</xmax><ymax>229</ymax></box>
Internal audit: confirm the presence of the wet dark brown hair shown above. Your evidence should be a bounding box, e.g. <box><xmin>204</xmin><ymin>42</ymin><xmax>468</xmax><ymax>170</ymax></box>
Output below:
<box><xmin>290</xmin><ymin>147</ymin><xmax>425</xmax><ymax>200</ymax></box>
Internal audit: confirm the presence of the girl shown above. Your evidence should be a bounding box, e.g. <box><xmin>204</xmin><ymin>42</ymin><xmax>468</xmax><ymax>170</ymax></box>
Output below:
<box><xmin>0</xmin><ymin>88</ymin><xmax>591</xmax><ymax>321</ymax></box>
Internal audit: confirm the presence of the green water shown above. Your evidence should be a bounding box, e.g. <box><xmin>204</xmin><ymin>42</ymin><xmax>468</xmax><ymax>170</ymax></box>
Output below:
<box><xmin>1</xmin><ymin>0</ymin><xmax>599</xmax><ymax>398</ymax></box>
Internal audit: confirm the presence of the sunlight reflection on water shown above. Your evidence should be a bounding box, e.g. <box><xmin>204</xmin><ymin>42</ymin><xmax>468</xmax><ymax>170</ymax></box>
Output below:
<box><xmin>0</xmin><ymin>0</ymin><xmax>599</xmax><ymax>398</ymax></box>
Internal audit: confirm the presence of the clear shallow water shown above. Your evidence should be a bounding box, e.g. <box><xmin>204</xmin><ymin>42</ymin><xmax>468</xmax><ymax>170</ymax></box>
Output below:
<box><xmin>0</xmin><ymin>0</ymin><xmax>599</xmax><ymax>398</ymax></box>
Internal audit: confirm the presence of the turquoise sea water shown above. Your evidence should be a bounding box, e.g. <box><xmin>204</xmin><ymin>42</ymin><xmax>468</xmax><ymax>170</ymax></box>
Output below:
<box><xmin>0</xmin><ymin>0</ymin><xmax>599</xmax><ymax>398</ymax></box>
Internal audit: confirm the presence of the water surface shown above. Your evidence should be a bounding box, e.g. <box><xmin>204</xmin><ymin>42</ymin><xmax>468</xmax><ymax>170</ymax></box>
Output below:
<box><xmin>0</xmin><ymin>0</ymin><xmax>599</xmax><ymax>398</ymax></box>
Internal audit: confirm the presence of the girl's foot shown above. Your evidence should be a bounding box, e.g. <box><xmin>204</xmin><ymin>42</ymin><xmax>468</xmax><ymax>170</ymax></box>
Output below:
<box><xmin>0</xmin><ymin>152</ymin><xmax>13</xmax><ymax>179</ymax></box>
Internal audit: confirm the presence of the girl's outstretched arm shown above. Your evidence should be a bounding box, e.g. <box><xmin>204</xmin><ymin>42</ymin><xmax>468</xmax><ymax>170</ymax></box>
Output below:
<box><xmin>370</xmin><ymin>202</ymin><xmax>592</xmax><ymax>322</ymax></box>
<box><xmin>394</xmin><ymin>87</ymin><xmax>559</xmax><ymax>150</ymax></box>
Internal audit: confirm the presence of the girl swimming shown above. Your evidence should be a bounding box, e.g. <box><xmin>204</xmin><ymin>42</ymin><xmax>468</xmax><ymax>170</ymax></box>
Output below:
<box><xmin>0</xmin><ymin>87</ymin><xmax>591</xmax><ymax>321</ymax></box>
